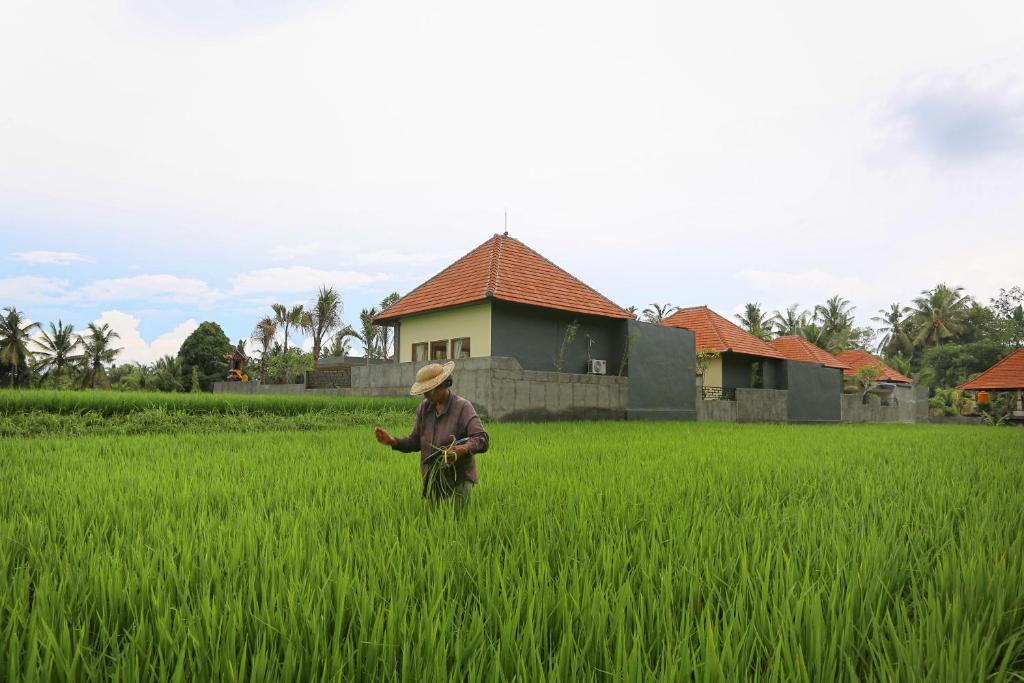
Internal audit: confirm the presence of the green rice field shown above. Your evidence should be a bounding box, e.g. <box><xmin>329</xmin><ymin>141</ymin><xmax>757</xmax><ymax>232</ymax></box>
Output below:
<box><xmin>1</xmin><ymin>391</ymin><xmax>1023</xmax><ymax>681</ymax></box>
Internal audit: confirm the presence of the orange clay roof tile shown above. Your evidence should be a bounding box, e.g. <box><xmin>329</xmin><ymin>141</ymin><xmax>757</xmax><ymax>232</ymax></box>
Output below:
<box><xmin>769</xmin><ymin>336</ymin><xmax>851</xmax><ymax>369</ymax></box>
<box><xmin>659</xmin><ymin>306</ymin><xmax>786</xmax><ymax>360</ymax></box>
<box><xmin>374</xmin><ymin>234</ymin><xmax>632</xmax><ymax>322</ymax></box>
<box><xmin>958</xmin><ymin>348</ymin><xmax>1024</xmax><ymax>390</ymax></box>
<box><xmin>834</xmin><ymin>349</ymin><xmax>913</xmax><ymax>383</ymax></box>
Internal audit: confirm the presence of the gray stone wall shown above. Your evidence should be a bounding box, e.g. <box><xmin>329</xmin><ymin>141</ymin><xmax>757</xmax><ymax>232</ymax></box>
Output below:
<box><xmin>352</xmin><ymin>356</ymin><xmax>628</xmax><ymax>421</ymax></box>
<box><xmin>624</xmin><ymin>321</ymin><xmax>697</xmax><ymax>421</ymax></box>
<box><xmin>305</xmin><ymin>368</ymin><xmax>351</xmax><ymax>389</ymax></box>
<box><xmin>840</xmin><ymin>384</ymin><xmax>925</xmax><ymax>423</ymax></box>
<box><xmin>697</xmin><ymin>388</ymin><xmax>788</xmax><ymax>422</ymax></box>
<box><xmin>784</xmin><ymin>361</ymin><xmax>843</xmax><ymax>423</ymax></box>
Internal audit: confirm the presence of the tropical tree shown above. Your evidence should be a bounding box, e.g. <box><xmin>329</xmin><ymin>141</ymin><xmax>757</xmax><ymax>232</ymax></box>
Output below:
<box><xmin>990</xmin><ymin>286</ymin><xmax>1024</xmax><ymax>348</ymax></box>
<box><xmin>250</xmin><ymin>317</ymin><xmax>278</xmax><ymax>381</ymax></box>
<box><xmin>641</xmin><ymin>303</ymin><xmax>677</xmax><ymax>324</ymax></box>
<box><xmin>31</xmin><ymin>320</ymin><xmax>81</xmax><ymax>388</ymax></box>
<box><xmin>153</xmin><ymin>354</ymin><xmax>184</xmax><ymax>392</ymax></box>
<box><xmin>303</xmin><ymin>285</ymin><xmax>343</xmax><ymax>368</ymax></box>
<box><xmin>624</xmin><ymin>306</ymin><xmax>640</xmax><ymax>321</ymax></box>
<box><xmin>377</xmin><ymin>292</ymin><xmax>401</xmax><ymax>360</ymax></box>
<box><xmin>910</xmin><ymin>283</ymin><xmax>971</xmax><ymax>347</ymax></box>
<box><xmin>0</xmin><ymin>307</ymin><xmax>41</xmax><ymax>388</ymax></box>
<box><xmin>323</xmin><ymin>325</ymin><xmax>357</xmax><ymax>359</ymax></box>
<box><xmin>355</xmin><ymin>307</ymin><xmax>380</xmax><ymax>360</ymax></box>
<box><xmin>771</xmin><ymin>304</ymin><xmax>810</xmax><ymax>337</ymax></box>
<box><xmin>735</xmin><ymin>303</ymin><xmax>772</xmax><ymax>341</ymax></box>
<box><xmin>78</xmin><ymin>322</ymin><xmax>122</xmax><ymax>389</ymax></box>
<box><xmin>872</xmin><ymin>303</ymin><xmax>913</xmax><ymax>358</ymax></box>
<box><xmin>271</xmin><ymin>303</ymin><xmax>305</xmax><ymax>357</ymax></box>
<box><xmin>178</xmin><ymin>321</ymin><xmax>232</xmax><ymax>391</ymax></box>
<box><xmin>813</xmin><ymin>295</ymin><xmax>855</xmax><ymax>352</ymax></box>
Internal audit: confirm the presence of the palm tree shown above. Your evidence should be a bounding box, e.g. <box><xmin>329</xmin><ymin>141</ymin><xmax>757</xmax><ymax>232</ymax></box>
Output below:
<box><xmin>78</xmin><ymin>323</ymin><xmax>122</xmax><ymax>389</ymax></box>
<box><xmin>910</xmin><ymin>283</ymin><xmax>971</xmax><ymax>347</ymax></box>
<box><xmin>250</xmin><ymin>317</ymin><xmax>277</xmax><ymax>381</ymax></box>
<box><xmin>303</xmin><ymin>285</ymin><xmax>343</xmax><ymax>368</ymax></box>
<box><xmin>377</xmin><ymin>292</ymin><xmax>400</xmax><ymax>360</ymax></box>
<box><xmin>271</xmin><ymin>303</ymin><xmax>305</xmax><ymax>357</ymax></box>
<box><xmin>813</xmin><ymin>295</ymin><xmax>855</xmax><ymax>353</ymax></box>
<box><xmin>31</xmin><ymin>320</ymin><xmax>81</xmax><ymax>388</ymax></box>
<box><xmin>771</xmin><ymin>304</ymin><xmax>810</xmax><ymax>337</ymax></box>
<box><xmin>0</xmin><ymin>307</ymin><xmax>41</xmax><ymax>388</ymax></box>
<box><xmin>735</xmin><ymin>302</ymin><xmax>772</xmax><ymax>341</ymax></box>
<box><xmin>353</xmin><ymin>307</ymin><xmax>379</xmax><ymax>360</ymax></box>
<box><xmin>872</xmin><ymin>303</ymin><xmax>913</xmax><ymax>358</ymax></box>
<box><xmin>324</xmin><ymin>325</ymin><xmax>357</xmax><ymax>358</ymax></box>
<box><xmin>153</xmin><ymin>354</ymin><xmax>184</xmax><ymax>392</ymax></box>
<box><xmin>642</xmin><ymin>303</ymin><xmax>677</xmax><ymax>324</ymax></box>
<box><xmin>624</xmin><ymin>306</ymin><xmax>640</xmax><ymax>321</ymax></box>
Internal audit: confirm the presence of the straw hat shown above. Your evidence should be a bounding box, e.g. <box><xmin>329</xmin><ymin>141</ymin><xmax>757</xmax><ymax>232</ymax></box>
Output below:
<box><xmin>409</xmin><ymin>361</ymin><xmax>455</xmax><ymax>395</ymax></box>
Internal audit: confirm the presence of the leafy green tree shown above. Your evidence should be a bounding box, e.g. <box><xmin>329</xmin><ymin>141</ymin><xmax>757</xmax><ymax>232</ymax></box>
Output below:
<box><xmin>0</xmin><ymin>307</ymin><xmax>41</xmax><ymax>388</ymax></box>
<box><xmin>153</xmin><ymin>354</ymin><xmax>184</xmax><ymax>392</ymax></box>
<box><xmin>304</xmin><ymin>286</ymin><xmax>343</xmax><ymax>368</ymax></box>
<box><xmin>919</xmin><ymin>341</ymin><xmax>1005</xmax><ymax>388</ymax></box>
<box><xmin>991</xmin><ymin>286</ymin><xmax>1024</xmax><ymax>348</ymax></box>
<box><xmin>911</xmin><ymin>283</ymin><xmax>971</xmax><ymax>347</ymax></box>
<box><xmin>32</xmin><ymin>320</ymin><xmax>81</xmax><ymax>388</ymax></box>
<box><xmin>190</xmin><ymin>366</ymin><xmax>201</xmax><ymax>393</ymax></box>
<box><xmin>78</xmin><ymin>323</ymin><xmax>122</xmax><ymax>389</ymax></box>
<box><xmin>271</xmin><ymin>303</ymin><xmax>305</xmax><ymax>357</ymax></box>
<box><xmin>178</xmin><ymin>321</ymin><xmax>232</xmax><ymax>392</ymax></box>
<box><xmin>735</xmin><ymin>303</ymin><xmax>772</xmax><ymax>341</ymax></box>
<box><xmin>642</xmin><ymin>303</ymin><xmax>677</xmax><ymax>324</ymax></box>
<box><xmin>266</xmin><ymin>350</ymin><xmax>314</xmax><ymax>383</ymax></box>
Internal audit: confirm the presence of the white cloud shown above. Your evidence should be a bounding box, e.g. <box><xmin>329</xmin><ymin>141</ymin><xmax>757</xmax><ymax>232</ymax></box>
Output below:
<box><xmin>228</xmin><ymin>266</ymin><xmax>388</xmax><ymax>297</ymax></box>
<box><xmin>92</xmin><ymin>310</ymin><xmax>198</xmax><ymax>365</ymax></box>
<box><xmin>0</xmin><ymin>276</ymin><xmax>70</xmax><ymax>306</ymax></box>
<box><xmin>268</xmin><ymin>241</ymin><xmax>460</xmax><ymax>268</ymax></box>
<box><xmin>76</xmin><ymin>274</ymin><xmax>219</xmax><ymax>306</ymax></box>
<box><xmin>9</xmin><ymin>250</ymin><xmax>87</xmax><ymax>265</ymax></box>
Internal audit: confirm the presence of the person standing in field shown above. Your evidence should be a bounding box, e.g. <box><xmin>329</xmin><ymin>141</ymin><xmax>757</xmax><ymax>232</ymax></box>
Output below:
<box><xmin>373</xmin><ymin>361</ymin><xmax>489</xmax><ymax>508</ymax></box>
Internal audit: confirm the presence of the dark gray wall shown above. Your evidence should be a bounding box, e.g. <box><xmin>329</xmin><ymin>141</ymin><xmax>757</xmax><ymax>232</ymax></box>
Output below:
<box><xmin>490</xmin><ymin>301</ymin><xmax>628</xmax><ymax>374</ymax></box>
<box><xmin>624</xmin><ymin>321</ymin><xmax>697</xmax><ymax>420</ymax></box>
<box><xmin>722</xmin><ymin>353</ymin><xmax>784</xmax><ymax>390</ymax></box>
<box><xmin>783</xmin><ymin>361</ymin><xmax>842</xmax><ymax>423</ymax></box>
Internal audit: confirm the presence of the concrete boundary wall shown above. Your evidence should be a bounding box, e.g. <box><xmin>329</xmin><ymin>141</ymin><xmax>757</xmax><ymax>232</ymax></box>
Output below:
<box><xmin>218</xmin><ymin>357</ymin><xmax>628</xmax><ymax>421</ymax></box>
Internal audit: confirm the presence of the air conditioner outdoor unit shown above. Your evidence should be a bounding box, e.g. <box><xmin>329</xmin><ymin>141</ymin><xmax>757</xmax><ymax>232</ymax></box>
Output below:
<box><xmin>587</xmin><ymin>359</ymin><xmax>607</xmax><ymax>375</ymax></box>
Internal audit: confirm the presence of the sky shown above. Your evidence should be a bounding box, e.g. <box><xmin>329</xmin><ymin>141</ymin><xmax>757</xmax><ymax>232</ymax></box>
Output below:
<box><xmin>2</xmin><ymin>0</ymin><xmax>1023</xmax><ymax>363</ymax></box>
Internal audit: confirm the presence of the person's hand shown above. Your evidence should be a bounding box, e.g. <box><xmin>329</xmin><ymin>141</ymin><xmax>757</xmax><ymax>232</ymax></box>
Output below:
<box><xmin>443</xmin><ymin>444</ymin><xmax>469</xmax><ymax>464</ymax></box>
<box><xmin>373</xmin><ymin>426</ymin><xmax>397</xmax><ymax>447</ymax></box>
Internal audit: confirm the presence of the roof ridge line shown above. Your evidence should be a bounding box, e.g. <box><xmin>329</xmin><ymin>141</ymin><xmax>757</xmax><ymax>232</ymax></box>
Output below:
<box><xmin>491</xmin><ymin>233</ymin><xmax>505</xmax><ymax>295</ymax></box>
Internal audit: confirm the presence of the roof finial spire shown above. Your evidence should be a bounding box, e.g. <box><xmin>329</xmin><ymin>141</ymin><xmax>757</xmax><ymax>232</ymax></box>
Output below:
<box><xmin>503</xmin><ymin>208</ymin><xmax>508</xmax><ymax>236</ymax></box>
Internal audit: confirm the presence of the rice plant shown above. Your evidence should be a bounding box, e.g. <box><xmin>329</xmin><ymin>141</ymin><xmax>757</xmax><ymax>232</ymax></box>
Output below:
<box><xmin>1</xmin><ymin>418</ymin><xmax>1022</xmax><ymax>680</ymax></box>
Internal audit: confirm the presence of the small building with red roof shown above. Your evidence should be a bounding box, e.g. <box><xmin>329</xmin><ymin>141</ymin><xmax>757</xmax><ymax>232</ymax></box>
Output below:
<box><xmin>958</xmin><ymin>348</ymin><xmax>1024</xmax><ymax>418</ymax></box>
<box><xmin>834</xmin><ymin>349</ymin><xmax>913</xmax><ymax>384</ymax></box>
<box><xmin>769</xmin><ymin>336</ymin><xmax>851</xmax><ymax>371</ymax></box>
<box><xmin>660</xmin><ymin>306</ymin><xmax>787</xmax><ymax>392</ymax></box>
<box><xmin>374</xmin><ymin>234</ymin><xmax>635</xmax><ymax>373</ymax></box>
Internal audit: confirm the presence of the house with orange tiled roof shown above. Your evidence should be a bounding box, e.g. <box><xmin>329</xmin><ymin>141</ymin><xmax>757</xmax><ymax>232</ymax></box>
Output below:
<box><xmin>374</xmin><ymin>234</ymin><xmax>634</xmax><ymax>373</ymax></box>
<box><xmin>958</xmin><ymin>348</ymin><xmax>1024</xmax><ymax>419</ymax></box>
<box><xmin>834</xmin><ymin>349</ymin><xmax>913</xmax><ymax>384</ymax></box>
<box><xmin>660</xmin><ymin>306</ymin><xmax>787</xmax><ymax>393</ymax></box>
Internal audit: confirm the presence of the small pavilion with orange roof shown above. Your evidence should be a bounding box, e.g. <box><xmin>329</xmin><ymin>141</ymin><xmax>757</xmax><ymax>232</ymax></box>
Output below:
<box><xmin>958</xmin><ymin>348</ymin><xmax>1024</xmax><ymax>419</ymax></box>
<box><xmin>374</xmin><ymin>233</ymin><xmax>634</xmax><ymax>373</ymax></box>
<box><xmin>834</xmin><ymin>349</ymin><xmax>913</xmax><ymax>385</ymax></box>
<box><xmin>660</xmin><ymin>306</ymin><xmax>787</xmax><ymax>392</ymax></box>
